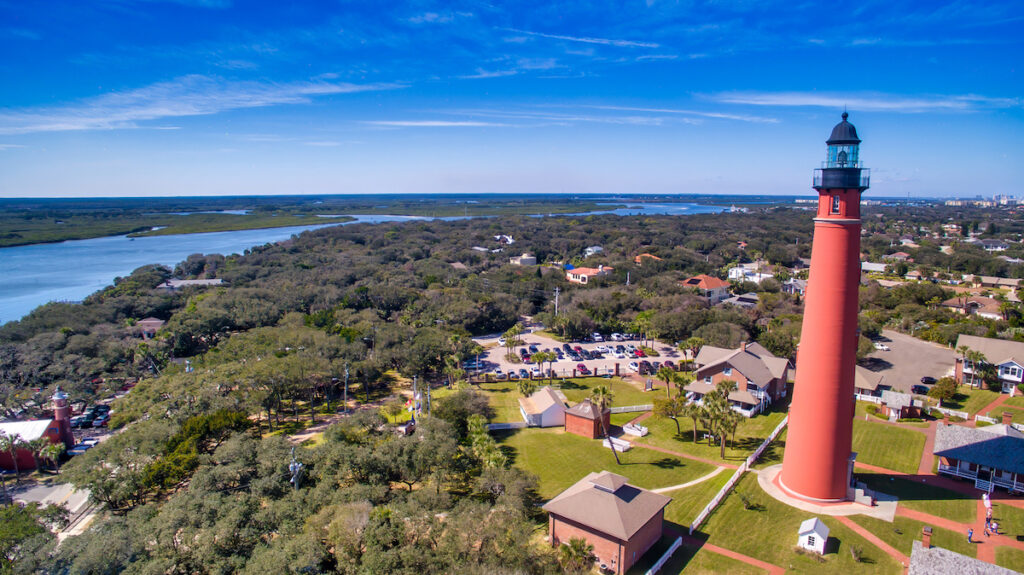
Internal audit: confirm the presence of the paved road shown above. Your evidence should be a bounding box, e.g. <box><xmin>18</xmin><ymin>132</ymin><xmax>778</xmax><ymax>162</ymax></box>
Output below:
<box><xmin>860</xmin><ymin>329</ymin><xmax>956</xmax><ymax>393</ymax></box>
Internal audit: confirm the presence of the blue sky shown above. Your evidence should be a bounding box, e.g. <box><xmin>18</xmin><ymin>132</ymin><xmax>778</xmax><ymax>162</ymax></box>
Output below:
<box><xmin>0</xmin><ymin>1</ymin><xmax>1021</xmax><ymax>198</ymax></box>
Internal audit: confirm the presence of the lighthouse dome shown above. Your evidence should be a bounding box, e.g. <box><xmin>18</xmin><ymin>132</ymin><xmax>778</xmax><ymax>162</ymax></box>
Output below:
<box><xmin>826</xmin><ymin>112</ymin><xmax>860</xmax><ymax>145</ymax></box>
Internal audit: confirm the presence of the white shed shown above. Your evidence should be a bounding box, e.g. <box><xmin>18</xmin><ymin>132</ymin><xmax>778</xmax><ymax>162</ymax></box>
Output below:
<box><xmin>518</xmin><ymin>386</ymin><xmax>567</xmax><ymax>427</ymax></box>
<box><xmin>797</xmin><ymin>517</ymin><xmax>829</xmax><ymax>555</ymax></box>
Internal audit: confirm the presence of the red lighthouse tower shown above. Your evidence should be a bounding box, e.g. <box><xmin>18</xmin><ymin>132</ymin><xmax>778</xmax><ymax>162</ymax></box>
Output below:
<box><xmin>780</xmin><ymin>113</ymin><xmax>870</xmax><ymax>501</ymax></box>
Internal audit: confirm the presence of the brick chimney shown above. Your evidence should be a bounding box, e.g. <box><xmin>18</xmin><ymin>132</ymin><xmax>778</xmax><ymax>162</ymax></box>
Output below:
<box><xmin>1003</xmin><ymin>412</ymin><xmax>1014</xmax><ymax>426</ymax></box>
<box><xmin>942</xmin><ymin>413</ymin><xmax>949</xmax><ymax>425</ymax></box>
<box><xmin>922</xmin><ymin>526</ymin><xmax>933</xmax><ymax>549</ymax></box>
<box><xmin>741</xmin><ymin>341</ymin><xmax>747</xmax><ymax>351</ymax></box>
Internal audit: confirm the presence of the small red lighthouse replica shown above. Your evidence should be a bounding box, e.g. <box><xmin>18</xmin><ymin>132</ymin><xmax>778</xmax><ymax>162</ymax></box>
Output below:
<box><xmin>780</xmin><ymin>113</ymin><xmax>870</xmax><ymax>501</ymax></box>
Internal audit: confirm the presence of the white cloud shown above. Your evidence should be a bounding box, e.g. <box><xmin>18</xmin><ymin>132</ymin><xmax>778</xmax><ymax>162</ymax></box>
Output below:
<box><xmin>708</xmin><ymin>91</ymin><xmax>1021</xmax><ymax>112</ymax></box>
<box><xmin>0</xmin><ymin>75</ymin><xmax>402</xmax><ymax>135</ymax></box>
<box><xmin>503</xmin><ymin>28</ymin><xmax>659</xmax><ymax>49</ymax></box>
<box><xmin>587</xmin><ymin>105</ymin><xmax>778</xmax><ymax>123</ymax></box>
<box><xmin>363</xmin><ymin>120</ymin><xmax>510</xmax><ymax>127</ymax></box>
<box><xmin>460</xmin><ymin>69</ymin><xmax>518</xmax><ymax>79</ymax></box>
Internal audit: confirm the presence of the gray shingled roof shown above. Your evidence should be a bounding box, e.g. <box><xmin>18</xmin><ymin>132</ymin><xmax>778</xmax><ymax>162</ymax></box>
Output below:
<box><xmin>933</xmin><ymin>423</ymin><xmax>1024</xmax><ymax>475</ymax></box>
<box><xmin>909</xmin><ymin>540</ymin><xmax>1021</xmax><ymax>575</ymax></box>
<box><xmin>854</xmin><ymin>366</ymin><xmax>885</xmax><ymax>391</ymax></box>
<box><xmin>565</xmin><ymin>399</ymin><xmax>608</xmax><ymax>420</ymax></box>
<box><xmin>542</xmin><ymin>471</ymin><xmax>671</xmax><ymax>541</ymax></box>
<box><xmin>954</xmin><ymin>334</ymin><xmax>1024</xmax><ymax>367</ymax></box>
<box><xmin>694</xmin><ymin>343</ymin><xmax>789</xmax><ymax>387</ymax></box>
<box><xmin>882</xmin><ymin>390</ymin><xmax>915</xmax><ymax>410</ymax></box>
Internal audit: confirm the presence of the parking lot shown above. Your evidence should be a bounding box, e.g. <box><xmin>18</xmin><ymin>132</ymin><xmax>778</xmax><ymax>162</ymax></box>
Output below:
<box><xmin>471</xmin><ymin>330</ymin><xmax>687</xmax><ymax>381</ymax></box>
<box><xmin>860</xmin><ymin>329</ymin><xmax>956</xmax><ymax>393</ymax></box>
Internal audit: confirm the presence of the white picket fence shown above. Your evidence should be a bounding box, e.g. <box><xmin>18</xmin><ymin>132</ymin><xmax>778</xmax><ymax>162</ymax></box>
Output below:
<box><xmin>689</xmin><ymin>415</ymin><xmax>789</xmax><ymax>535</ymax></box>
<box><xmin>644</xmin><ymin>536</ymin><xmax>683</xmax><ymax>575</ymax></box>
<box><xmin>609</xmin><ymin>404</ymin><xmax>654</xmax><ymax>414</ymax></box>
<box><xmin>973</xmin><ymin>414</ymin><xmax>1024</xmax><ymax>432</ymax></box>
<box><xmin>854</xmin><ymin>393</ymin><xmax>882</xmax><ymax>404</ymax></box>
<box><xmin>487</xmin><ymin>422</ymin><xmax>526</xmax><ymax>431</ymax></box>
<box><xmin>932</xmin><ymin>406</ymin><xmax>968</xmax><ymax>419</ymax></box>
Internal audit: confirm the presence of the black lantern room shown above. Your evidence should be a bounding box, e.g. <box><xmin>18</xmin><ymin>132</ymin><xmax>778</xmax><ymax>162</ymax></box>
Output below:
<box><xmin>814</xmin><ymin>112</ymin><xmax>870</xmax><ymax>193</ymax></box>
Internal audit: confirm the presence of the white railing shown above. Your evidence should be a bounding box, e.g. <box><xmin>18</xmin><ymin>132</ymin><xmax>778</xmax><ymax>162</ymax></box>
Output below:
<box><xmin>975</xmin><ymin>415</ymin><xmax>998</xmax><ymax>424</ymax></box>
<box><xmin>932</xmin><ymin>406</ymin><xmax>969</xmax><ymax>419</ymax></box>
<box><xmin>644</xmin><ymin>536</ymin><xmax>682</xmax><ymax>575</ymax></box>
<box><xmin>854</xmin><ymin>393</ymin><xmax>882</xmax><ymax>404</ymax></box>
<box><xmin>689</xmin><ymin>415</ymin><xmax>788</xmax><ymax>534</ymax></box>
<box><xmin>610</xmin><ymin>404</ymin><xmax>653</xmax><ymax>413</ymax></box>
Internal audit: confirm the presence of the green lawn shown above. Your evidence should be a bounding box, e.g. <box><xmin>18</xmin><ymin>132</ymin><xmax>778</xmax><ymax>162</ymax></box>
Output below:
<box><xmin>627</xmin><ymin>536</ymin><xmax>766</xmax><ymax>575</ymax></box>
<box><xmin>495</xmin><ymin>427</ymin><xmax>717</xmax><ymax>499</ymax></box>
<box><xmin>851</xmin><ymin>418</ymin><xmax>926</xmax><ymax>474</ymax></box>
<box><xmin>464</xmin><ymin>377</ymin><xmax>655</xmax><ymax>423</ymax></box>
<box><xmin>611</xmin><ymin>411</ymin><xmax>644</xmax><ymax>427</ymax></box>
<box><xmin>635</xmin><ymin>409</ymin><xmax>788</xmax><ymax>463</ymax></box>
<box><xmin>996</xmin><ymin>547</ymin><xmax>1024</xmax><ymax>573</ymax></box>
<box><xmin>855</xmin><ymin>472</ymin><xmax>977</xmax><ymax>524</ymax></box>
<box><xmin>1005</xmin><ymin>396</ymin><xmax>1024</xmax><ymax>408</ymax></box>
<box><xmin>986</xmin><ymin>406</ymin><xmax>1024</xmax><ymax>424</ymax></box>
<box><xmin>991</xmin><ymin>503</ymin><xmax>1024</xmax><ymax>540</ymax></box>
<box><xmin>942</xmin><ymin>388</ymin><xmax>1001</xmax><ymax>415</ymax></box>
<box><xmin>848</xmin><ymin>515</ymin><xmax>975</xmax><ymax>559</ymax></box>
<box><xmin>663</xmin><ymin>469</ymin><xmax>734</xmax><ymax>529</ymax></box>
<box><xmin>698</xmin><ymin>475</ymin><xmax>903</xmax><ymax>574</ymax></box>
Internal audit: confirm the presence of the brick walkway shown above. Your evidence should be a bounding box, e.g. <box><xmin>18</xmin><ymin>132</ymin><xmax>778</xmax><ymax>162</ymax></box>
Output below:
<box><xmin>976</xmin><ymin>393</ymin><xmax>1012</xmax><ymax>419</ymax></box>
<box><xmin>835</xmin><ymin>515</ymin><xmax>910</xmax><ymax>567</ymax></box>
<box><xmin>917</xmin><ymin>421</ymin><xmax>938</xmax><ymax>475</ymax></box>
<box><xmin>670</xmin><ymin>529</ymin><xmax>785</xmax><ymax>575</ymax></box>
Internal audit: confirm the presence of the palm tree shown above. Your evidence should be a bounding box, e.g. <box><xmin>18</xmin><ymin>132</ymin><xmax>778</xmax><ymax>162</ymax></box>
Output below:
<box><xmin>590</xmin><ymin>385</ymin><xmax>619</xmax><ymax>465</ymax></box>
<box><xmin>41</xmin><ymin>443</ymin><xmax>65</xmax><ymax>474</ymax></box>
<box><xmin>502</xmin><ymin>324</ymin><xmax>523</xmax><ymax>360</ymax></box>
<box><xmin>707</xmin><ymin>380</ymin><xmax>738</xmax><ymax>459</ymax></box>
<box><xmin>0</xmin><ymin>432</ymin><xmax>22</xmax><ymax>479</ymax></box>
<box><xmin>28</xmin><ymin>437</ymin><xmax>49</xmax><ymax>473</ymax></box>
<box><xmin>558</xmin><ymin>537</ymin><xmax>595</xmax><ymax>574</ymax></box>
<box><xmin>684</xmin><ymin>337</ymin><xmax>705</xmax><ymax>371</ymax></box>
<box><xmin>681</xmin><ymin>400</ymin><xmax>703</xmax><ymax>443</ymax></box>
<box><xmin>656</xmin><ymin>365</ymin><xmax>678</xmax><ymax>398</ymax></box>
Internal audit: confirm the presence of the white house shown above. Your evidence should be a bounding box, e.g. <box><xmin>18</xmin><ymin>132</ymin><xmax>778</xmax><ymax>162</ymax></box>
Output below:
<box><xmin>727</xmin><ymin>262</ymin><xmax>774</xmax><ymax>284</ymax></box>
<box><xmin>518</xmin><ymin>386</ymin><xmax>567</xmax><ymax>427</ymax></box>
<box><xmin>797</xmin><ymin>518</ymin><xmax>829</xmax><ymax>555</ymax></box>
<box><xmin>584</xmin><ymin>246</ymin><xmax>604</xmax><ymax>258</ymax></box>
<box><xmin>509</xmin><ymin>253</ymin><xmax>537</xmax><ymax>266</ymax></box>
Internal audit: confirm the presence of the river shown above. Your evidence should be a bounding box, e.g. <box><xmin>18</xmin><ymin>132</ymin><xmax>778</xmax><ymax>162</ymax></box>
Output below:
<box><xmin>0</xmin><ymin>203</ymin><xmax>725</xmax><ymax>324</ymax></box>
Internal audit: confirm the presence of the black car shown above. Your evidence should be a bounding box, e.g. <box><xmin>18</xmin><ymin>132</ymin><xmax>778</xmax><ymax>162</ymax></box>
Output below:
<box><xmin>911</xmin><ymin>384</ymin><xmax>930</xmax><ymax>395</ymax></box>
<box><xmin>518</xmin><ymin>369</ymin><xmax>529</xmax><ymax>379</ymax></box>
<box><xmin>562</xmin><ymin>343</ymin><xmax>573</xmax><ymax>352</ymax></box>
<box><xmin>920</xmin><ymin>376</ymin><xmax>937</xmax><ymax>385</ymax></box>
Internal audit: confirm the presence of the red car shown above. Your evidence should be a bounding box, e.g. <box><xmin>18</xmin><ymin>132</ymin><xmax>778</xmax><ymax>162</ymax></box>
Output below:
<box><xmin>576</xmin><ymin>363</ymin><xmax>587</xmax><ymax>371</ymax></box>
<box><xmin>633</xmin><ymin>349</ymin><xmax>646</xmax><ymax>358</ymax></box>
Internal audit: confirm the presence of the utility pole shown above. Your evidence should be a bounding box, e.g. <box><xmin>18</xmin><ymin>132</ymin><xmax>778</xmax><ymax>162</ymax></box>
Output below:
<box><xmin>343</xmin><ymin>363</ymin><xmax>349</xmax><ymax>413</ymax></box>
<box><xmin>626</xmin><ymin>271</ymin><xmax>630</xmax><ymax>286</ymax></box>
<box><xmin>554</xmin><ymin>287</ymin><xmax>560</xmax><ymax>316</ymax></box>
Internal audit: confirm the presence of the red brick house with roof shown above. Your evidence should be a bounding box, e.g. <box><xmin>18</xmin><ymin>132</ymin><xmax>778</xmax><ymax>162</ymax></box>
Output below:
<box><xmin>680</xmin><ymin>274</ymin><xmax>731</xmax><ymax>304</ymax></box>
<box><xmin>543</xmin><ymin>471</ymin><xmax>671</xmax><ymax>574</ymax></box>
<box><xmin>564</xmin><ymin>399</ymin><xmax>610</xmax><ymax>438</ymax></box>
<box><xmin>685</xmin><ymin>342</ymin><xmax>790</xmax><ymax>417</ymax></box>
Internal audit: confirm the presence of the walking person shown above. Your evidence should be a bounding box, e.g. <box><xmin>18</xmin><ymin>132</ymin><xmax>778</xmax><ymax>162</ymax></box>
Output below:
<box><xmin>992</xmin><ymin>521</ymin><xmax>999</xmax><ymax>535</ymax></box>
<box><xmin>967</xmin><ymin>528</ymin><xmax>974</xmax><ymax>543</ymax></box>
<box><xmin>984</xmin><ymin>523</ymin><xmax>991</xmax><ymax>537</ymax></box>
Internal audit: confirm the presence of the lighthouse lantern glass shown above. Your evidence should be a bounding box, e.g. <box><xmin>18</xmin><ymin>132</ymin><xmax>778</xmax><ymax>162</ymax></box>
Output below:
<box><xmin>826</xmin><ymin>144</ymin><xmax>859</xmax><ymax>168</ymax></box>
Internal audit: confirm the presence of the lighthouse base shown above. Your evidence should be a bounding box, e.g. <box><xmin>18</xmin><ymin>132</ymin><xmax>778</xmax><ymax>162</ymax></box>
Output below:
<box><xmin>756</xmin><ymin>465</ymin><xmax>897</xmax><ymax>521</ymax></box>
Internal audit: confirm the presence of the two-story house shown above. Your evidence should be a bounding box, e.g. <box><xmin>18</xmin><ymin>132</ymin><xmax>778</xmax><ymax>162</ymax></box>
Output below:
<box><xmin>954</xmin><ymin>334</ymin><xmax>1024</xmax><ymax>394</ymax></box>
<box><xmin>679</xmin><ymin>274</ymin><xmax>731</xmax><ymax>304</ymax></box>
<box><xmin>566</xmin><ymin>265</ymin><xmax>613</xmax><ymax>285</ymax></box>
<box><xmin>684</xmin><ymin>342</ymin><xmax>790</xmax><ymax>417</ymax></box>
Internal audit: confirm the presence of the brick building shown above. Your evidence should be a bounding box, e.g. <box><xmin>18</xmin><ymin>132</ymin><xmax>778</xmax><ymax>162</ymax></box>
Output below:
<box><xmin>564</xmin><ymin>399</ymin><xmax>610</xmax><ymax>439</ymax></box>
<box><xmin>543</xmin><ymin>471</ymin><xmax>670</xmax><ymax>574</ymax></box>
<box><xmin>684</xmin><ymin>342</ymin><xmax>790</xmax><ymax>417</ymax></box>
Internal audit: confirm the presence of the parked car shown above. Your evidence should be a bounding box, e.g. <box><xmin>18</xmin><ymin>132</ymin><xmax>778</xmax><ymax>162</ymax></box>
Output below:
<box><xmin>493</xmin><ymin>368</ymin><xmax>505</xmax><ymax>380</ymax></box>
<box><xmin>596</xmin><ymin>345</ymin><xmax>610</xmax><ymax>354</ymax></box>
<box><xmin>531</xmin><ymin>366</ymin><xmax>542</xmax><ymax>377</ymax></box>
<box><xmin>911</xmin><ymin>384</ymin><xmax>929</xmax><ymax>395</ymax></box>
<box><xmin>576</xmin><ymin>363</ymin><xmax>587</xmax><ymax>372</ymax></box>
<box><xmin>663</xmin><ymin>360</ymin><xmax>677</xmax><ymax>370</ymax></box>
<box><xmin>497</xmin><ymin>337</ymin><xmax>507</xmax><ymax>346</ymax></box>
<box><xmin>614</xmin><ymin>351</ymin><xmax>626</xmax><ymax>359</ymax></box>
<box><xmin>519</xmin><ymin>369</ymin><xmax>530</xmax><ymax>379</ymax></box>
<box><xmin>592</xmin><ymin>333</ymin><xmax>604</xmax><ymax>342</ymax></box>
<box><xmin>920</xmin><ymin>376</ymin><xmax>937</xmax><ymax>385</ymax></box>
<box><xmin>562</xmin><ymin>343</ymin><xmax>573</xmax><ymax>352</ymax></box>
<box><xmin>92</xmin><ymin>414</ymin><xmax>110</xmax><ymax>427</ymax></box>
<box><xmin>639</xmin><ymin>360</ymin><xmax>654</xmax><ymax>375</ymax></box>
<box><xmin>610</xmin><ymin>333</ymin><xmax>623</xmax><ymax>341</ymax></box>
<box><xmin>92</xmin><ymin>404</ymin><xmax>111</xmax><ymax>414</ymax></box>
<box><xmin>628</xmin><ymin>361</ymin><xmax>640</xmax><ymax>372</ymax></box>
<box><xmin>633</xmin><ymin>349</ymin><xmax>646</xmax><ymax>358</ymax></box>
<box><xmin>529</xmin><ymin>344</ymin><xmax>539</xmax><ymax>354</ymax></box>
<box><xmin>72</xmin><ymin>414</ymin><xmax>95</xmax><ymax>428</ymax></box>
<box><xmin>509</xmin><ymin>370</ymin><xmax>520</xmax><ymax>380</ymax></box>
<box><xmin>873</xmin><ymin>342</ymin><xmax>890</xmax><ymax>351</ymax></box>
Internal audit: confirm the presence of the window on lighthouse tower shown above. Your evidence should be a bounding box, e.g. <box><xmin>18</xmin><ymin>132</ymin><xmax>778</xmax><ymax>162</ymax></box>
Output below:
<box><xmin>831</xmin><ymin>194</ymin><xmax>841</xmax><ymax>214</ymax></box>
<box><xmin>837</xmin><ymin>150</ymin><xmax>848</xmax><ymax>167</ymax></box>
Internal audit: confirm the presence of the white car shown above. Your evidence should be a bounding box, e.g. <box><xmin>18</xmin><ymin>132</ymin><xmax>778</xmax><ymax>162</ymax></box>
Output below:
<box><xmin>592</xmin><ymin>333</ymin><xmax>604</xmax><ymax>342</ymax></box>
<box><xmin>873</xmin><ymin>342</ymin><xmax>890</xmax><ymax>351</ymax></box>
<box><xmin>614</xmin><ymin>351</ymin><xmax>627</xmax><ymax>359</ymax></box>
<box><xmin>493</xmin><ymin>368</ymin><xmax>506</xmax><ymax>379</ymax></box>
<box><xmin>610</xmin><ymin>333</ymin><xmax>623</xmax><ymax>341</ymax></box>
<box><xmin>626</xmin><ymin>344</ymin><xmax>637</xmax><ymax>353</ymax></box>
<box><xmin>497</xmin><ymin>337</ymin><xmax>507</xmax><ymax>346</ymax></box>
<box><xmin>531</xmin><ymin>366</ymin><xmax>542</xmax><ymax>377</ymax></box>
<box><xmin>596</xmin><ymin>345</ymin><xmax>610</xmax><ymax>354</ymax></box>
<box><xmin>628</xmin><ymin>361</ymin><xmax>640</xmax><ymax>372</ymax></box>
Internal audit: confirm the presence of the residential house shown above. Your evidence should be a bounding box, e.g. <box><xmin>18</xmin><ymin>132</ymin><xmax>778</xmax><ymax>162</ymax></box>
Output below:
<box><xmin>135</xmin><ymin>317</ymin><xmax>166</xmax><ymax>338</ymax></box>
<box><xmin>494</xmin><ymin>234</ymin><xmax>515</xmax><ymax>245</ymax></box>
<box><xmin>953</xmin><ymin>334</ymin><xmax>1023</xmax><ymax>393</ymax></box>
<box><xmin>680</xmin><ymin>274</ymin><xmax>731</xmax><ymax>304</ymax></box>
<box><xmin>564</xmin><ymin>399</ymin><xmax>610</xmax><ymax>438</ymax></box>
<box><xmin>880</xmin><ymin>390</ymin><xmax>924</xmax><ymax>420</ymax></box>
<box><xmin>685</xmin><ymin>342</ymin><xmax>790</xmax><ymax>417</ymax></box>
<box><xmin>633</xmin><ymin>253</ymin><xmax>662</xmax><ymax>266</ymax></box>
<box><xmin>584</xmin><ymin>246</ymin><xmax>604</xmax><ymax>258</ymax></box>
<box><xmin>981</xmin><ymin>239</ymin><xmax>1010</xmax><ymax>252</ymax></box>
<box><xmin>909</xmin><ymin>538</ymin><xmax>1019</xmax><ymax>575</ymax></box>
<box><xmin>782</xmin><ymin>278</ymin><xmax>807</xmax><ymax>296</ymax></box>
<box><xmin>933</xmin><ymin>416</ymin><xmax>1024</xmax><ymax>493</ymax></box>
<box><xmin>509</xmin><ymin>253</ymin><xmax>537</xmax><ymax>266</ymax></box>
<box><xmin>566</xmin><ymin>266</ymin><xmax>613</xmax><ymax>285</ymax></box>
<box><xmin>727</xmin><ymin>262</ymin><xmax>774</xmax><ymax>284</ymax></box>
<box><xmin>720</xmin><ymin>292</ymin><xmax>759</xmax><ymax>309</ymax></box>
<box><xmin>861</xmin><ymin>262</ymin><xmax>887</xmax><ymax>273</ymax></box>
<box><xmin>883</xmin><ymin>252</ymin><xmax>912</xmax><ymax>262</ymax></box>
<box><xmin>157</xmin><ymin>278</ymin><xmax>224</xmax><ymax>291</ymax></box>
<box><xmin>941</xmin><ymin>296</ymin><xmax>1003</xmax><ymax>321</ymax></box>
<box><xmin>518</xmin><ymin>386</ymin><xmax>567</xmax><ymax>427</ymax></box>
<box><xmin>797</xmin><ymin>518</ymin><xmax>829</xmax><ymax>555</ymax></box>
<box><xmin>543</xmin><ymin>471</ymin><xmax>671</xmax><ymax>575</ymax></box>
<box><xmin>905</xmin><ymin>270</ymin><xmax>923</xmax><ymax>281</ymax></box>
<box><xmin>854</xmin><ymin>366</ymin><xmax>887</xmax><ymax>397</ymax></box>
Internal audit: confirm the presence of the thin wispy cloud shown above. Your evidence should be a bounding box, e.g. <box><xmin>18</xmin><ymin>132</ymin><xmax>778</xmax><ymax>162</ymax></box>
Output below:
<box><xmin>0</xmin><ymin>75</ymin><xmax>402</xmax><ymax>135</ymax></box>
<box><xmin>460</xmin><ymin>69</ymin><xmax>518</xmax><ymax>80</ymax></box>
<box><xmin>588</xmin><ymin>105</ymin><xmax>779</xmax><ymax>124</ymax></box>
<box><xmin>708</xmin><ymin>91</ymin><xmax>1021</xmax><ymax>112</ymax></box>
<box><xmin>503</xmin><ymin>28</ymin><xmax>659</xmax><ymax>49</ymax></box>
<box><xmin>363</xmin><ymin>120</ymin><xmax>510</xmax><ymax>128</ymax></box>
<box><xmin>0</xmin><ymin>144</ymin><xmax>26</xmax><ymax>150</ymax></box>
